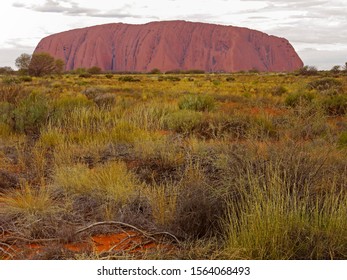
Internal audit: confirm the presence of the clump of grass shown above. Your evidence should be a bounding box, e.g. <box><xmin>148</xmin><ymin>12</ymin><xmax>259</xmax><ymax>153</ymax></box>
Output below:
<box><xmin>165</xmin><ymin>110</ymin><xmax>203</xmax><ymax>134</ymax></box>
<box><xmin>39</xmin><ymin>126</ymin><xmax>65</xmax><ymax>148</ymax></box>
<box><xmin>307</xmin><ymin>78</ymin><xmax>343</xmax><ymax>94</ymax></box>
<box><xmin>285</xmin><ymin>91</ymin><xmax>315</xmax><ymax>107</ymax></box>
<box><xmin>321</xmin><ymin>94</ymin><xmax>347</xmax><ymax>116</ymax></box>
<box><xmin>144</xmin><ymin>182</ymin><xmax>179</xmax><ymax>227</ymax></box>
<box><xmin>134</xmin><ymin>135</ymin><xmax>184</xmax><ymax>167</ymax></box>
<box><xmin>338</xmin><ymin>131</ymin><xmax>347</xmax><ymax>148</ymax></box>
<box><xmin>119</xmin><ymin>76</ymin><xmax>140</xmax><ymax>82</ymax></box>
<box><xmin>0</xmin><ymin>183</ymin><xmax>56</xmax><ymax>217</ymax></box>
<box><xmin>12</xmin><ymin>92</ymin><xmax>50</xmax><ymax>134</ymax></box>
<box><xmin>124</xmin><ymin>101</ymin><xmax>176</xmax><ymax>131</ymax></box>
<box><xmin>0</xmin><ymin>84</ymin><xmax>26</xmax><ymax>104</ymax></box>
<box><xmin>223</xmin><ymin>172</ymin><xmax>347</xmax><ymax>259</ymax></box>
<box><xmin>54</xmin><ymin>161</ymin><xmax>140</xmax><ymax>204</ymax></box>
<box><xmin>178</xmin><ymin>94</ymin><xmax>216</xmax><ymax>112</ymax></box>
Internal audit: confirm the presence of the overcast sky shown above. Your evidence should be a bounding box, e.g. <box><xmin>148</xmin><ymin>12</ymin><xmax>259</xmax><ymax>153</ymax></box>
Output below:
<box><xmin>1</xmin><ymin>0</ymin><xmax>346</xmax><ymax>70</ymax></box>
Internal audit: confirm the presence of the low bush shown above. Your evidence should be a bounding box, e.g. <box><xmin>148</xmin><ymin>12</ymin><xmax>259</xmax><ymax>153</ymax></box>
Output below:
<box><xmin>298</xmin><ymin>65</ymin><xmax>318</xmax><ymax>76</ymax></box>
<box><xmin>79</xmin><ymin>72</ymin><xmax>92</xmax><ymax>78</ymax></box>
<box><xmin>165</xmin><ymin>110</ymin><xmax>203</xmax><ymax>134</ymax></box>
<box><xmin>322</xmin><ymin>95</ymin><xmax>347</xmax><ymax>116</ymax></box>
<box><xmin>338</xmin><ymin>131</ymin><xmax>347</xmax><ymax>148</ymax></box>
<box><xmin>178</xmin><ymin>94</ymin><xmax>216</xmax><ymax>112</ymax></box>
<box><xmin>307</xmin><ymin>78</ymin><xmax>343</xmax><ymax>95</ymax></box>
<box><xmin>118</xmin><ymin>76</ymin><xmax>140</xmax><ymax>82</ymax></box>
<box><xmin>12</xmin><ymin>92</ymin><xmax>50</xmax><ymax>134</ymax></box>
<box><xmin>0</xmin><ymin>84</ymin><xmax>26</xmax><ymax>104</ymax></box>
<box><xmin>285</xmin><ymin>91</ymin><xmax>315</xmax><ymax>107</ymax></box>
<box><xmin>54</xmin><ymin>161</ymin><xmax>140</xmax><ymax>205</ymax></box>
<box><xmin>271</xmin><ymin>85</ymin><xmax>288</xmax><ymax>96</ymax></box>
<box><xmin>223</xmin><ymin>177</ymin><xmax>347</xmax><ymax>259</ymax></box>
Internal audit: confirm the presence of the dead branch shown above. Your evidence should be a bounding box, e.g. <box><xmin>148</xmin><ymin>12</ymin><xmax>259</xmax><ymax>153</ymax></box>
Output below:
<box><xmin>107</xmin><ymin>234</ymin><xmax>138</xmax><ymax>252</ymax></box>
<box><xmin>1</xmin><ymin>236</ymin><xmax>60</xmax><ymax>245</ymax></box>
<box><xmin>0</xmin><ymin>242</ymin><xmax>14</xmax><ymax>259</ymax></box>
<box><xmin>74</xmin><ymin>221</ymin><xmax>180</xmax><ymax>244</ymax></box>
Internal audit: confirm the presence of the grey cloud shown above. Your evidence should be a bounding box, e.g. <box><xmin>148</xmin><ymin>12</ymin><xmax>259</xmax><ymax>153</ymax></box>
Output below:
<box><xmin>13</xmin><ymin>0</ymin><xmax>142</xmax><ymax>19</ymax></box>
<box><xmin>239</xmin><ymin>0</ymin><xmax>346</xmax><ymax>15</ymax></box>
<box><xmin>12</xmin><ymin>2</ymin><xmax>26</xmax><ymax>8</ymax></box>
<box><xmin>88</xmin><ymin>11</ymin><xmax>143</xmax><ymax>19</ymax></box>
<box><xmin>0</xmin><ymin>41</ymin><xmax>36</xmax><ymax>68</ymax></box>
<box><xmin>298</xmin><ymin>48</ymin><xmax>347</xmax><ymax>69</ymax></box>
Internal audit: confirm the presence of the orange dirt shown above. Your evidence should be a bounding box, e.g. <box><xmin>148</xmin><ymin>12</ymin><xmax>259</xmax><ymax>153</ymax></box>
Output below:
<box><xmin>0</xmin><ymin>230</ymin><xmax>174</xmax><ymax>259</ymax></box>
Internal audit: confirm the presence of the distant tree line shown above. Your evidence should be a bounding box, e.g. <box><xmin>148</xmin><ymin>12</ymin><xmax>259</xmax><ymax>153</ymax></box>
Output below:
<box><xmin>1</xmin><ymin>53</ymin><xmax>347</xmax><ymax>77</ymax></box>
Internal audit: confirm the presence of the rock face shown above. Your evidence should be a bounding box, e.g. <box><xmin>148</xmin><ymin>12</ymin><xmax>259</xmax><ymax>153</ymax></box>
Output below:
<box><xmin>34</xmin><ymin>20</ymin><xmax>303</xmax><ymax>72</ymax></box>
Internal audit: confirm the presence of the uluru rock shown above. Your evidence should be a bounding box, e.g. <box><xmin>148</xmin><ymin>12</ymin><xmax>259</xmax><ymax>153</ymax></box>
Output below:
<box><xmin>34</xmin><ymin>20</ymin><xmax>303</xmax><ymax>72</ymax></box>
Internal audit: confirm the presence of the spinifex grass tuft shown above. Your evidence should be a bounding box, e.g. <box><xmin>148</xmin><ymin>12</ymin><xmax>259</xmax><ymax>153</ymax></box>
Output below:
<box><xmin>54</xmin><ymin>161</ymin><xmax>140</xmax><ymax>204</ymax></box>
<box><xmin>223</xmin><ymin>168</ymin><xmax>347</xmax><ymax>259</ymax></box>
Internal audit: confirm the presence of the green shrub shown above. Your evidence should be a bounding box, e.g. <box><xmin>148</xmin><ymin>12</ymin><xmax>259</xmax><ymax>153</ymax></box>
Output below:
<box><xmin>224</xmin><ymin>179</ymin><xmax>347</xmax><ymax>259</ymax></box>
<box><xmin>165</xmin><ymin>110</ymin><xmax>203</xmax><ymax>134</ymax></box>
<box><xmin>298</xmin><ymin>65</ymin><xmax>318</xmax><ymax>76</ymax></box>
<box><xmin>195</xmin><ymin>113</ymin><xmax>251</xmax><ymax>139</ymax></box>
<box><xmin>0</xmin><ymin>84</ymin><xmax>26</xmax><ymax>104</ymax></box>
<box><xmin>87</xmin><ymin>66</ymin><xmax>102</xmax><ymax>75</ymax></box>
<box><xmin>1</xmin><ymin>76</ymin><xmax>20</xmax><ymax>85</ymax></box>
<box><xmin>226</xmin><ymin>76</ymin><xmax>235</xmax><ymax>82</ymax></box>
<box><xmin>164</xmin><ymin>76</ymin><xmax>181</xmax><ymax>82</ymax></box>
<box><xmin>212</xmin><ymin>79</ymin><xmax>221</xmax><ymax>86</ymax></box>
<box><xmin>12</xmin><ymin>92</ymin><xmax>50</xmax><ymax>134</ymax></box>
<box><xmin>118</xmin><ymin>76</ymin><xmax>140</xmax><ymax>82</ymax></box>
<box><xmin>307</xmin><ymin>78</ymin><xmax>342</xmax><ymax>94</ymax></box>
<box><xmin>338</xmin><ymin>131</ymin><xmax>347</xmax><ymax>147</ymax></box>
<box><xmin>79</xmin><ymin>72</ymin><xmax>92</xmax><ymax>78</ymax></box>
<box><xmin>251</xmin><ymin>116</ymin><xmax>279</xmax><ymax>139</ymax></box>
<box><xmin>19</xmin><ymin>76</ymin><xmax>33</xmax><ymax>83</ymax></box>
<box><xmin>272</xmin><ymin>85</ymin><xmax>288</xmax><ymax>96</ymax></box>
<box><xmin>184</xmin><ymin>69</ymin><xmax>205</xmax><ymax>74</ymax></box>
<box><xmin>322</xmin><ymin>95</ymin><xmax>347</xmax><ymax>116</ymax></box>
<box><xmin>285</xmin><ymin>92</ymin><xmax>315</xmax><ymax>107</ymax></box>
<box><xmin>51</xmin><ymin>94</ymin><xmax>93</xmax><ymax>121</ymax></box>
<box><xmin>149</xmin><ymin>68</ymin><xmax>161</xmax><ymax>74</ymax></box>
<box><xmin>178</xmin><ymin>94</ymin><xmax>216</xmax><ymax>112</ymax></box>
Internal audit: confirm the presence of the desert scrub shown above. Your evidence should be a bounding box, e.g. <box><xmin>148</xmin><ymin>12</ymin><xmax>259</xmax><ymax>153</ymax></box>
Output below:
<box><xmin>38</xmin><ymin>125</ymin><xmax>65</xmax><ymax>148</ymax></box>
<box><xmin>118</xmin><ymin>76</ymin><xmax>141</xmax><ymax>82</ymax></box>
<box><xmin>165</xmin><ymin>110</ymin><xmax>203</xmax><ymax>135</ymax></box>
<box><xmin>51</xmin><ymin>94</ymin><xmax>93</xmax><ymax>120</ymax></box>
<box><xmin>144</xmin><ymin>182</ymin><xmax>179</xmax><ymax>227</ymax></box>
<box><xmin>307</xmin><ymin>78</ymin><xmax>343</xmax><ymax>95</ymax></box>
<box><xmin>338</xmin><ymin>131</ymin><xmax>347</xmax><ymax>148</ymax></box>
<box><xmin>0</xmin><ymin>182</ymin><xmax>65</xmax><ymax>240</ymax></box>
<box><xmin>321</xmin><ymin>94</ymin><xmax>347</xmax><ymax>116</ymax></box>
<box><xmin>53</xmin><ymin>161</ymin><xmax>140</xmax><ymax>204</ymax></box>
<box><xmin>271</xmin><ymin>85</ymin><xmax>288</xmax><ymax>96</ymax></box>
<box><xmin>223</xmin><ymin>172</ymin><xmax>347</xmax><ymax>259</ymax></box>
<box><xmin>0</xmin><ymin>183</ymin><xmax>57</xmax><ymax>217</ymax></box>
<box><xmin>178</xmin><ymin>94</ymin><xmax>216</xmax><ymax>112</ymax></box>
<box><xmin>284</xmin><ymin>91</ymin><xmax>315</xmax><ymax>107</ymax></box>
<box><xmin>174</xmin><ymin>160</ymin><xmax>225</xmax><ymax>238</ymax></box>
<box><xmin>12</xmin><ymin>92</ymin><xmax>50</xmax><ymax>134</ymax></box>
<box><xmin>134</xmin><ymin>135</ymin><xmax>184</xmax><ymax>167</ymax></box>
<box><xmin>248</xmin><ymin>115</ymin><xmax>279</xmax><ymax>140</ymax></box>
<box><xmin>124</xmin><ymin>101</ymin><xmax>176</xmax><ymax>131</ymax></box>
<box><xmin>0</xmin><ymin>84</ymin><xmax>26</xmax><ymax>104</ymax></box>
<box><xmin>204</xmin><ymin>112</ymin><xmax>252</xmax><ymax>139</ymax></box>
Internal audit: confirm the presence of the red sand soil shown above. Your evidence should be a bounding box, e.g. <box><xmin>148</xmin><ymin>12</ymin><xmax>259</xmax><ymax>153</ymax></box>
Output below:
<box><xmin>0</xmin><ymin>230</ymin><xmax>174</xmax><ymax>259</ymax></box>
